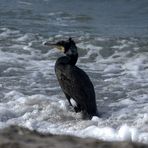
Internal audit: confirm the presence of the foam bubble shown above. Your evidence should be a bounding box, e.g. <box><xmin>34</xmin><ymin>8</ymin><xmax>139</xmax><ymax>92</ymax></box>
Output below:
<box><xmin>118</xmin><ymin>125</ymin><xmax>140</xmax><ymax>142</ymax></box>
<box><xmin>131</xmin><ymin>128</ymin><xmax>139</xmax><ymax>141</ymax></box>
<box><xmin>91</xmin><ymin>116</ymin><xmax>99</xmax><ymax>121</ymax></box>
<box><xmin>118</xmin><ymin>124</ymin><xmax>132</xmax><ymax>141</ymax></box>
<box><xmin>80</xmin><ymin>125</ymin><xmax>116</xmax><ymax>141</ymax></box>
<box><xmin>58</xmin><ymin>100</ymin><xmax>67</xmax><ymax>110</ymax></box>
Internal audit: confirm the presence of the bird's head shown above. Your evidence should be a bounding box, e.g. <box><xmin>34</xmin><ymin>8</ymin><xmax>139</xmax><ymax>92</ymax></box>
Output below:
<box><xmin>45</xmin><ymin>38</ymin><xmax>77</xmax><ymax>55</ymax></box>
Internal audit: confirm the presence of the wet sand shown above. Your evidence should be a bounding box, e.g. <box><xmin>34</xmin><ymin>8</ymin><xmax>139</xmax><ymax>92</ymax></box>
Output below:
<box><xmin>0</xmin><ymin>126</ymin><xmax>147</xmax><ymax>148</ymax></box>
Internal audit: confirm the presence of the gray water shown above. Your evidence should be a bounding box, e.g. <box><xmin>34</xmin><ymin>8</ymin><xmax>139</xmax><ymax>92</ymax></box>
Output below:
<box><xmin>1</xmin><ymin>0</ymin><xmax>148</xmax><ymax>37</ymax></box>
<box><xmin>0</xmin><ymin>0</ymin><xmax>148</xmax><ymax>143</ymax></box>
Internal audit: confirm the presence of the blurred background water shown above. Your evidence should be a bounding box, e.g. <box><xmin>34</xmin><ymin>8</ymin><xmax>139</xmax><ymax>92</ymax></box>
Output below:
<box><xmin>0</xmin><ymin>0</ymin><xmax>148</xmax><ymax>143</ymax></box>
<box><xmin>1</xmin><ymin>0</ymin><xmax>148</xmax><ymax>37</ymax></box>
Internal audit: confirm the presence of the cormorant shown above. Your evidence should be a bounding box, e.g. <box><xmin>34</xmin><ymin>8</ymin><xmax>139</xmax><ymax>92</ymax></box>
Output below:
<box><xmin>45</xmin><ymin>38</ymin><xmax>98</xmax><ymax>119</ymax></box>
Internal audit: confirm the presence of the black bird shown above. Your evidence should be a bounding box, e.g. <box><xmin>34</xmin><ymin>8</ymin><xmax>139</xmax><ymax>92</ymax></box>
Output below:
<box><xmin>45</xmin><ymin>38</ymin><xmax>98</xmax><ymax>119</ymax></box>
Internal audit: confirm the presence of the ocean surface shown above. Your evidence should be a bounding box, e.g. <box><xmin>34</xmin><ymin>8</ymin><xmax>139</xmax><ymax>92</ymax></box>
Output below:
<box><xmin>0</xmin><ymin>0</ymin><xmax>148</xmax><ymax>144</ymax></box>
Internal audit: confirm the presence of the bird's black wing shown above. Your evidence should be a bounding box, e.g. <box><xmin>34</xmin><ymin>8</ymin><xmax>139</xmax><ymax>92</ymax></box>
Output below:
<box><xmin>56</xmin><ymin>65</ymin><xmax>96</xmax><ymax>113</ymax></box>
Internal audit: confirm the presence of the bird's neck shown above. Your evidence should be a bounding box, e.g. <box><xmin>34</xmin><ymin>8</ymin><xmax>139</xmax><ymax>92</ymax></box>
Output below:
<box><xmin>67</xmin><ymin>53</ymin><xmax>78</xmax><ymax>65</ymax></box>
<box><xmin>56</xmin><ymin>53</ymin><xmax>78</xmax><ymax>67</ymax></box>
<box><xmin>65</xmin><ymin>45</ymin><xmax>78</xmax><ymax>65</ymax></box>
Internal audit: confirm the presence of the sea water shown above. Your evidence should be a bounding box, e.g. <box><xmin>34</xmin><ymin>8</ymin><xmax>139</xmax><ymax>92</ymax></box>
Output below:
<box><xmin>0</xmin><ymin>0</ymin><xmax>148</xmax><ymax>144</ymax></box>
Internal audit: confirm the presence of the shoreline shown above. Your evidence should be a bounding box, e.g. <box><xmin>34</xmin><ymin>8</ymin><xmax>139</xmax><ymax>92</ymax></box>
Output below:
<box><xmin>0</xmin><ymin>126</ymin><xmax>147</xmax><ymax>148</ymax></box>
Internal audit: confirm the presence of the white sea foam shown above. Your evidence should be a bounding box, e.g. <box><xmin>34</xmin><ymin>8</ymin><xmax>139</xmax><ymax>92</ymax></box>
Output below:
<box><xmin>16</xmin><ymin>34</ymin><xmax>31</xmax><ymax>42</ymax></box>
<box><xmin>0</xmin><ymin>28</ymin><xmax>148</xmax><ymax>143</ymax></box>
<box><xmin>0</xmin><ymin>28</ymin><xmax>20</xmax><ymax>40</ymax></box>
<box><xmin>0</xmin><ymin>90</ymin><xmax>147</xmax><ymax>143</ymax></box>
<box><xmin>77</xmin><ymin>42</ymin><xmax>102</xmax><ymax>51</ymax></box>
<box><xmin>103</xmin><ymin>64</ymin><xmax>122</xmax><ymax>73</ymax></box>
<box><xmin>19</xmin><ymin>1</ymin><xmax>32</xmax><ymax>6</ymax></box>
<box><xmin>122</xmin><ymin>54</ymin><xmax>148</xmax><ymax>78</ymax></box>
<box><xmin>112</xmin><ymin>44</ymin><xmax>129</xmax><ymax>50</ymax></box>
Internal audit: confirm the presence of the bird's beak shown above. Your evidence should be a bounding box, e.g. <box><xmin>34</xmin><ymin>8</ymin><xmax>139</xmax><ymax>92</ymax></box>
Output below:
<box><xmin>44</xmin><ymin>41</ymin><xmax>56</xmax><ymax>46</ymax></box>
<box><xmin>44</xmin><ymin>41</ymin><xmax>65</xmax><ymax>52</ymax></box>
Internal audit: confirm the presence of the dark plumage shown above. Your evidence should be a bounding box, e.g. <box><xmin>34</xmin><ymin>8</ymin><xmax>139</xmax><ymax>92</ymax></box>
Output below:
<box><xmin>45</xmin><ymin>38</ymin><xmax>98</xmax><ymax>119</ymax></box>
